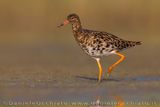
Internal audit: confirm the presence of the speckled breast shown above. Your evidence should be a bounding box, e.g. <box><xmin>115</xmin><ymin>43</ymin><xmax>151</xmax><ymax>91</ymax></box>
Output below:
<box><xmin>78</xmin><ymin>39</ymin><xmax>115</xmax><ymax>57</ymax></box>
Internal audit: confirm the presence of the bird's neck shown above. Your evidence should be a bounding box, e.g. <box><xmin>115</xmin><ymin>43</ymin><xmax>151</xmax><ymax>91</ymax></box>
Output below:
<box><xmin>71</xmin><ymin>22</ymin><xmax>82</xmax><ymax>32</ymax></box>
<box><xmin>71</xmin><ymin>22</ymin><xmax>85</xmax><ymax>43</ymax></box>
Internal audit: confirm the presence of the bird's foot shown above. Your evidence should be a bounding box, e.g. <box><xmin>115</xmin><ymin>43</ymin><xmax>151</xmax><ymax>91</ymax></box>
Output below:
<box><xmin>98</xmin><ymin>78</ymin><xmax>102</xmax><ymax>83</ymax></box>
<box><xmin>97</xmin><ymin>80</ymin><xmax>101</xmax><ymax>84</ymax></box>
<box><xmin>106</xmin><ymin>67</ymin><xmax>113</xmax><ymax>79</ymax></box>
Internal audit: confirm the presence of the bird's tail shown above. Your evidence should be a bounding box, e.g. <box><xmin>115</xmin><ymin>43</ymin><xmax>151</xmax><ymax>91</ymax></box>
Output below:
<box><xmin>127</xmin><ymin>41</ymin><xmax>142</xmax><ymax>48</ymax></box>
<box><xmin>135</xmin><ymin>41</ymin><xmax>142</xmax><ymax>45</ymax></box>
<box><xmin>118</xmin><ymin>40</ymin><xmax>142</xmax><ymax>51</ymax></box>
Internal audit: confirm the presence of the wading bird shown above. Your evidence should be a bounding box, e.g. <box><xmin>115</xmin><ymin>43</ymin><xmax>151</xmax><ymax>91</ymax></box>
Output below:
<box><xmin>58</xmin><ymin>13</ymin><xmax>141</xmax><ymax>82</ymax></box>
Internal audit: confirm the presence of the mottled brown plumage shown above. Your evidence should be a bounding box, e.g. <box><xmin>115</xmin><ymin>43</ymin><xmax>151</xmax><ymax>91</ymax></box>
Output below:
<box><xmin>64</xmin><ymin>14</ymin><xmax>141</xmax><ymax>57</ymax></box>
<box><xmin>58</xmin><ymin>13</ymin><xmax>142</xmax><ymax>82</ymax></box>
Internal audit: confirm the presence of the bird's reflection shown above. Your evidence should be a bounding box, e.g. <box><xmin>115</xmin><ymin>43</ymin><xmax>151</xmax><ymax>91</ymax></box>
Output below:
<box><xmin>90</xmin><ymin>95</ymin><xmax>125</xmax><ymax>107</ymax></box>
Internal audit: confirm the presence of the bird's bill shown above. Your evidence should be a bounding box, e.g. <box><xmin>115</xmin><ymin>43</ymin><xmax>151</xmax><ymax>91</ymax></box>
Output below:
<box><xmin>57</xmin><ymin>19</ymin><xmax>69</xmax><ymax>28</ymax></box>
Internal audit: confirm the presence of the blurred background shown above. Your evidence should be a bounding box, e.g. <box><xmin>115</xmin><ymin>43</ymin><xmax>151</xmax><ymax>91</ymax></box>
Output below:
<box><xmin>0</xmin><ymin>0</ymin><xmax>160</xmax><ymax>105</ymax></box>
<box><xmin>0</xmin><ymin>0</ymin><xmax>160</xmax><ymax>86</ymax></box>
<box><xmin>0</xmin><ymin>0</ymin><xmax>160</xmax><ymax>45</ymax></box>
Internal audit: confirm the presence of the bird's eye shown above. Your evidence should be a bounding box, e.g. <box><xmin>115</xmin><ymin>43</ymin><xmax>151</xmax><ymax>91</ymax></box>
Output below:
<box><xmin>71</xmin><ymin>17</ymin><xmax>74</xmax><ymax>20</ymax></box>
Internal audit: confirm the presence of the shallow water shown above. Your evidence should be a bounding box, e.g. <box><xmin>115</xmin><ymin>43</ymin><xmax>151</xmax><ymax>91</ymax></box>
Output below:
<box><xmin>0</xmin><ymin>45</ymin><xmax>159</xmax><ymax>107</ymax></box>
<box><xmin>0</xmin><ymin>76</ymin><xmax>160</xmax><ymax>103</ymax></box>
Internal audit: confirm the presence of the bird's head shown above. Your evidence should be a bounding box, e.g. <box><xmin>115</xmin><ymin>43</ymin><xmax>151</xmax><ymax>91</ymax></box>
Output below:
<box><xmin>58</xmin><ymin>13</ymin><xmax>80</xmax><ymax>28</ymax></box>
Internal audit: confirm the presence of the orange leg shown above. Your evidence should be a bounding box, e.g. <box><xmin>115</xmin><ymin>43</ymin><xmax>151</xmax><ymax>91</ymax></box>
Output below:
<box><xmin>95</xmin><ymin>58</ymin><xmax>103</xmax><ymax>82</ymax></box>
<box><xmin>107</xmin><ymin>52</ymin><xmax>125</xmax><ymax>77</ymax></box>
